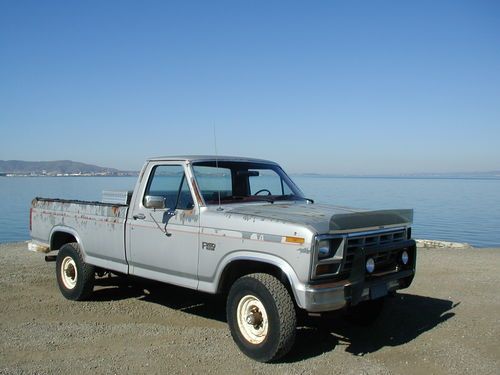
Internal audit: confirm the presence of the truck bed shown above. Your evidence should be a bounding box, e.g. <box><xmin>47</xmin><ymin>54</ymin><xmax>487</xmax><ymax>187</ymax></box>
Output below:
<box><xmin>30</xmin><ymin>197</ymin><xmax>130</xmax><ymax>273</ymax></box>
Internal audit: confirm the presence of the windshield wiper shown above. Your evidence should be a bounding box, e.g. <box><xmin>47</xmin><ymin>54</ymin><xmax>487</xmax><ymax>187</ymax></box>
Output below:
<box><xmin>273</xmin><ymin>195</ymin><xmax>314</xmax><ymax>204</ymax></box>
<box><xmin>218</xmin><ymin>196</ymin><xmax>275</xmax><ymax>204</ymax></box>
<box><xmin>249</xmin><ymin>197</ymin><xmax>275</xmax><ymax>204</ymax></box>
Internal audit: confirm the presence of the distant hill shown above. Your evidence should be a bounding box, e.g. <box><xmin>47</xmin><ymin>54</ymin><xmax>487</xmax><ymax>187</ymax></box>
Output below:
<box><xmin>0</xmin><ymin>160</ymin><xmax>125</xmax><ymax>175</ymax></box>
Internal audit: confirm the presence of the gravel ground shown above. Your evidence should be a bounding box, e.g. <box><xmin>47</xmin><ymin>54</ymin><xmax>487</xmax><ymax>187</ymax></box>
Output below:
<box><xmin>0</xmin><ymin>242</ymin><xmax>499</xmax><ymax>375</ymax></box>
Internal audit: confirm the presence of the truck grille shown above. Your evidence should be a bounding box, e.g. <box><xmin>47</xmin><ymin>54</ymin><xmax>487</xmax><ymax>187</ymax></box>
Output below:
<box><xmin>342</xmin><ymin>229</ymin><xmax>406</xmax><ymax>275</ymax></box>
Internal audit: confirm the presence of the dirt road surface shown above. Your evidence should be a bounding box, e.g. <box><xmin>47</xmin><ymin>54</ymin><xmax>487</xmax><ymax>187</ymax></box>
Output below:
<box><xmin>1</xmin><ymin>242</ymin><xmax>499</xmax><ymax>374</ymax></box>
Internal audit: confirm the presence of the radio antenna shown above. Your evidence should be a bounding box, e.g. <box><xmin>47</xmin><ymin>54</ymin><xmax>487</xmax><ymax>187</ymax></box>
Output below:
<box><xmin>213</xmin><ymin>124</ymin><xmax>223</xmax><ymax>211</ymax></box>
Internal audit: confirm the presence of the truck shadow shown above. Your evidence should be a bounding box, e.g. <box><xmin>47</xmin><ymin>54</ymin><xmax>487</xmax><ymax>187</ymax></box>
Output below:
<box><xmin>284</xmin><ymin>293</ymin><xmax>458</xmax><ymax>362</ymax></box>
<box><xmin>92</xmin><ymin>276</ymin><xmax>227</xmax><ymax>321</ymax></box>
<box><xmin>91</xmin><ymin>278</ymin><xmax>457</xmax><ymax>362</ymax></box>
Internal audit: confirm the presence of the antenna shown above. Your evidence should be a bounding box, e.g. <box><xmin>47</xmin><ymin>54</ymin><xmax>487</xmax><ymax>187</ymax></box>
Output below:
<box><xmin>213</xmin><ymin>125</ymin><xmax>223</xmax><ymax>211</ymax></box>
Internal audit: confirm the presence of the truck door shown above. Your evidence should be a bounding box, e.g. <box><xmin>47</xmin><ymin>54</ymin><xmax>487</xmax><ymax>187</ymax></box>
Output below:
<box><xmin>126</xmin><ymin>162</ymin><xmax>199</xmax><ymax>289</ymax></box>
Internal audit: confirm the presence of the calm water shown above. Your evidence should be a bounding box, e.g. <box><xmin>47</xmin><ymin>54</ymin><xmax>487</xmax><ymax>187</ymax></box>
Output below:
<box><xmin>1</xmin><ymin>176</ymin><xmax>499</xmax><ymax>247</ymax></box>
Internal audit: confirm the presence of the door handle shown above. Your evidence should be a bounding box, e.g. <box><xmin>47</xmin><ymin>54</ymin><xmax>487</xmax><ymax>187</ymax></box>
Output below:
<box><xmin>133</xmin><ymin>213</ymin><xmax>146</xmax><ymax>220</ymax></box>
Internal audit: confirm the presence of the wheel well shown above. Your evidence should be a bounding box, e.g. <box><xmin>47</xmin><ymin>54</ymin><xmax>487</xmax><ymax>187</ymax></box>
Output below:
<box><xmin>217</xmin><ymin>260</ymin><xmax>291</xmax><ymax>295</ymax></box>
<box><xmin>51</xmin><ymin>232</ymin><xmax>77</xmax><ymax>251</ymax></box>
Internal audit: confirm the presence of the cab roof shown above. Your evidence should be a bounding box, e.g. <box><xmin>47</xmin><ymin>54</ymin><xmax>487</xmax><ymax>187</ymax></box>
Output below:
<box><xmin>147</xmin><ymin>155</ymin><xmax>278</xmax><ymax>165</ymax></box>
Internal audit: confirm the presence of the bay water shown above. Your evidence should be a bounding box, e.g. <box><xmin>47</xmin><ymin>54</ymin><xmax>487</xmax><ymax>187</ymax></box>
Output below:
<box><xmin>1</xmin><ymin>176</ymin><xmax>499</xmax><ymax>247</ymax></box>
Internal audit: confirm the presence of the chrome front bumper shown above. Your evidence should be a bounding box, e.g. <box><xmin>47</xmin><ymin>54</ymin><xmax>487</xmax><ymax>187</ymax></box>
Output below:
<box><xmin>302</xmin><ymin>269</ymin><xmax>415</xmax><ymax>312</ymax></box>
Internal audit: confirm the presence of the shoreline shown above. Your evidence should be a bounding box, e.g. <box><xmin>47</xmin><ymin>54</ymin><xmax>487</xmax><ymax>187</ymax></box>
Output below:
<box><xmin>415</xmin><ymin>239</ymin><xmax>474</xmax><ymax>249</ymax></box>
<box><xmin>0</xmin><ymin>239</ymin><xmax>495</xmax><ymax>250</ymax></box>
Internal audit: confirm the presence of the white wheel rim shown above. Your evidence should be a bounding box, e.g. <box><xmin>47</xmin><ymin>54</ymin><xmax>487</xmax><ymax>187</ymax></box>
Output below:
<box><xmin>61</xmin><ymin>256</ymin><xmax>77</xmax><ymax>290</ymax></box>
<box><xmin>236</xmin><ymin>295</ymin><xmax>269</xmax><ymax>344</ymax></box>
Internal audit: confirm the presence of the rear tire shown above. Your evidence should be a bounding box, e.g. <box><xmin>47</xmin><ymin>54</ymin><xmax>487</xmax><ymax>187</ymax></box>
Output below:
<box><xmin>227</xmin><ymin>273</ymin><xmax>296</xmax><ymax>362</ymax></box>
<box><xmin>56</xmin><ymin>242</ymin><xmax>95</xmax><ymax>301</ymax></box>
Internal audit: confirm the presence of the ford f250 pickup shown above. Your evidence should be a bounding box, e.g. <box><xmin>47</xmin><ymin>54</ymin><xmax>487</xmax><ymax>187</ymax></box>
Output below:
<box><xmin>29</xmin><ymin>155</ymin><xmax>416</xmax><ymax>362</ymax></box>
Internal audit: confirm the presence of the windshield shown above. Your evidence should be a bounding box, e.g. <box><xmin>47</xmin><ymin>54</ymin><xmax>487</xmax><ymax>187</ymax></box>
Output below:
<box><xmin>191</xmin><ymin>161</ymin><xmax>305</xmax><ymax>205</ymax></box>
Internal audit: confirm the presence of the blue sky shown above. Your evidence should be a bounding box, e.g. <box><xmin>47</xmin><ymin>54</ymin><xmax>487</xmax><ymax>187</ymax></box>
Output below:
<box><xmin>1</xmin><ymin>1</ymin><xmax>499</xmax><ymax>174</ymax></box>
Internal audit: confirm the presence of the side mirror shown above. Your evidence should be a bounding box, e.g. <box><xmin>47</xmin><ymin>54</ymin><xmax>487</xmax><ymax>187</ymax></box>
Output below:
<box><xmin>144</xmin><ymin>195</ymin><xmax>166</xmax><ymax>209</ymax></box>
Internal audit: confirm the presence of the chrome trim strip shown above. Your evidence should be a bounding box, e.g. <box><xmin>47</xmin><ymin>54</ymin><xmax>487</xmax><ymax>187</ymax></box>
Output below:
<box><xmin>317</xmin><ymin>226</ymin><xmax>407</xmax><ymax>241</ymax></box>
<box><xmin>327</xmin><ymin>223</ymin><xmax>410</xmax><ymax>236</ymax></box>
<box><xmin>346</xmin><ymin>226</ymin><xmax>407</xmax><ymax>237</ymax></box>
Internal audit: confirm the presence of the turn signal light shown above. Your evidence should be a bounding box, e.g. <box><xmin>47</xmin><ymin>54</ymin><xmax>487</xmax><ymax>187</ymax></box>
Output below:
<box><xmin>285</xmin><ymin>236</ymin><xmax>305</xmax><ymax>244</ymax></box>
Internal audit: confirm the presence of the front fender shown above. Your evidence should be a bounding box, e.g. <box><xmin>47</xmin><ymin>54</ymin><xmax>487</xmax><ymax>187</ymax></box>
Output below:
<box><xmin>198</xmin><ymin>251</ymin><xmax>309</xmax><ymax>309</ymax></box>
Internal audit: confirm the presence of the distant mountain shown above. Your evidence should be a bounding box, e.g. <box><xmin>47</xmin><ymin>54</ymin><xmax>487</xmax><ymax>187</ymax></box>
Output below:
<box><xmin>0</xmin><ymin>160</ymin><xmax>125</xmax><ymax>175</ymax></box>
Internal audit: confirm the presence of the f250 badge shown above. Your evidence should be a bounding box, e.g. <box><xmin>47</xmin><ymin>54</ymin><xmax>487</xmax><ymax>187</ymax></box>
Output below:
<box><xmin>202</xmin><ymin>242</ymin><xmax>216</xmax><ymax>251</ymax></box>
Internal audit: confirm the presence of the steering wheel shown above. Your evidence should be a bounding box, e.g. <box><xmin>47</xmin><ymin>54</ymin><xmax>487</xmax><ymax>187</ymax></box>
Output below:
<box><xmin>254</xmin><ymin>189</ymin><xmax>272</xmax><ymax>196</ymax></box>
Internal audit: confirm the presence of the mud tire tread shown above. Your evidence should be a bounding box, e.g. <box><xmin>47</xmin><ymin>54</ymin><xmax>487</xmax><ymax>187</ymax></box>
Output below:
<box><xmin>56</xmin><ymin>242</ymin><xmax>95</xmax><ymax>301</ymax></box>
<box><xmin>227</xmin><ymin>272</ymin><xmax>296</xmax><ymax>362</ymax></box>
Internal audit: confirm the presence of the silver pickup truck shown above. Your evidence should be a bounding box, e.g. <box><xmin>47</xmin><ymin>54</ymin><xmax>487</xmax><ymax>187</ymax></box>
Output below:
<box><xmin>29</xmin><ymin>155</ymin><xmax>416</xmax><ymax>362</ymax></box>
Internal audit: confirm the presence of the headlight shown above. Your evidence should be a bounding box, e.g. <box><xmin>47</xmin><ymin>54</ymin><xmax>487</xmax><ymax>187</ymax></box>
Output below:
<box><xmin>318</xmin><ymin>240</ymin><xmax>330</xmax><ymax>260</ymax></box>
<box><xmin>313</xmin><ymin>237</ymin><xmax>345</xmax><ymax>278</ymax></box>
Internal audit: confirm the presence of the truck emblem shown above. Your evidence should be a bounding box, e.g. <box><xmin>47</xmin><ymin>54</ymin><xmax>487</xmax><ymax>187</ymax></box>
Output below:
<box><xmin>202</xmin><ymin>242</ymin><xmax>216</xmax><ymax>251</ymax></box>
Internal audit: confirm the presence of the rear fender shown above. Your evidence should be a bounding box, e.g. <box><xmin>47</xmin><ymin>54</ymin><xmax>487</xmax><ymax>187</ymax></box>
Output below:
<box><xmin>49</xmin><ymin>226</ymin><xmax>86</xmax><ymax>259</ymax></box>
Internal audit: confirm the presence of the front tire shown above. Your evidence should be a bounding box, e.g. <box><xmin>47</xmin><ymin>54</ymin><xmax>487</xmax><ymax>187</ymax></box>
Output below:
<box><xmin>56</xmin><ymin>242</ymin><xmax>95</xmax><ymax>301</ymax></box>
<box><xmin>227</xmin><ymin>273</ymin><xmax>296</xmax><ymax>362</ymax></box>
